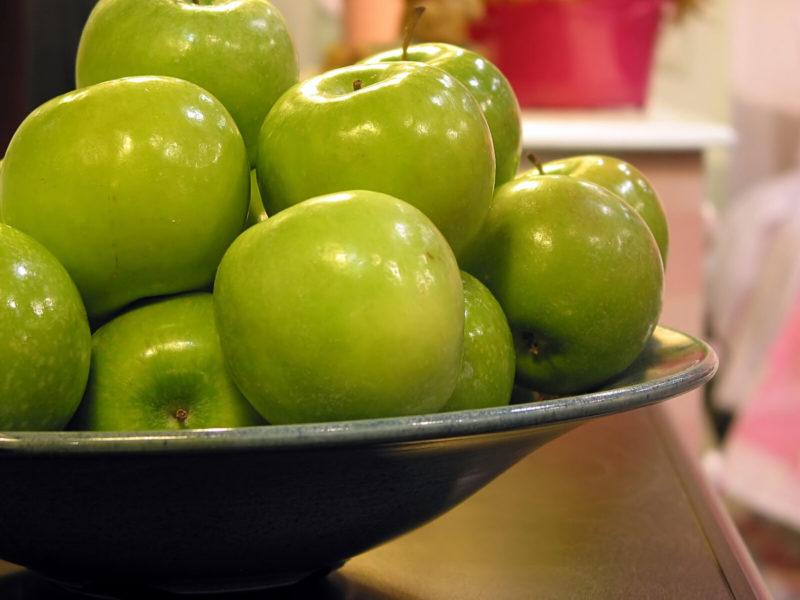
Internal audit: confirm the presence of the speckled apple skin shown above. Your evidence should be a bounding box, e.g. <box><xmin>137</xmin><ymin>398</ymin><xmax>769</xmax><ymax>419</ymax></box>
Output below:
<box><xmin>0</xmin><ymin>224</ymin><xmax>91</xmax><ymax>430</ymax></box>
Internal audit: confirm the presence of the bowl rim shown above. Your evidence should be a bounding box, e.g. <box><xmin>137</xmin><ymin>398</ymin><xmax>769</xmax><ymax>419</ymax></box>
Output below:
<box><xmin>0</xmin><ymin>326</ymin><xmax>717</xmax><ymax>455</ymax></box>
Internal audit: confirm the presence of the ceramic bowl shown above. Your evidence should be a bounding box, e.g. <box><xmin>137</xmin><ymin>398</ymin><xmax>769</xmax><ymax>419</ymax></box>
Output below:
<box><xmin>0</xmin><ymin>326</ymin><xmax>716</xmax><ymax>595</ymax></box>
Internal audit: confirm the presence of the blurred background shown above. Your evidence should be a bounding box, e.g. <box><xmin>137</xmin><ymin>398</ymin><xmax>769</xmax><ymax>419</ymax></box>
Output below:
<box><xmin>2</xmin><ymin>0</ymin><xmax>799</xmax><ymax>596</ymax></box>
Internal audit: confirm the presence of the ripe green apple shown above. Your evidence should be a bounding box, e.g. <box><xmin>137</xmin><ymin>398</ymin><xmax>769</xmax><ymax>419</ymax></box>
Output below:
<box><xmin>440</xmin><ymin>272</ymin><xmax>515</xmax><ymax>412</ymax></box>
<box><xmin>255</xmin><ymin>62</ymin><xmax>495</xmax><ymax>257</ymax></box>
<box><xmin>0</xmin><ymin>224</ymin><xmax>91</xmax><ymax>430</ymax></box>
<box><xmin>1</xmin><ymin>76</ymin><xmax>249</xmax><ymax>322</ymax></box>
<box><xmin>76</xmin><ymin>0</ymin><xmax>298</xmax><ymax>165</ymax></box>
<box><xmin>246</xmin><ymin>169</ymin><xmax>267</xmax><ymax>227</ymax></box>
<box><xmin>214</xmin><ymin>190</ymin><xmax>464</xmax><ymax>424</ymax></box>
<box><xmin>462</xmin><ymin>175</ymin><xmax>663</xmax><ymax>395</ymax></box>
<box><xmin>71</xmin><ymin>293</ymin><xmax>265</xmax><ymax>431</ymax></box>
<box><xmin>360</xmin><ymin>43</ymin><xmax>521</xmax><ymax>188</ymax></box>
<box><xmin>535</xmin><ymin>155</ymin><xmax>669</xmax><ymax>264</ymax></box>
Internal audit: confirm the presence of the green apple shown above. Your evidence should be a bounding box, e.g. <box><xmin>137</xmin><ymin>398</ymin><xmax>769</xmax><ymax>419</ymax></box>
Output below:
<box><xmin>462</xmin><ymin>175</ymin><xmax>663</xmax><ymax>395</ymax></box>
<box><xmin>440</xmin><ymin>272</ymin><xmax>515</xmax><ymax>412</ymax></box>
<box><xmin>246</xmin><ymin>169</ymin><xmax>267</xmax><ymax>227</ymax></box>
<box><xmin>76</xmin><ymin>0</ymin><xmax>298</xmax><ymax>165</ymax></box>
<box><xmin>1</xmin><ymin>76</ymin><xmax>249</xmax><ymax>322</ymax></box>
<box><xmin>0</xmin><ymin>224</ymin><xmax>91</xmax><ymax>430</ymax></box>
<box><xmin>71</xmin><ymin>293</ymin><xmax>265</xmax><ymax>431</ymax></box>
<box><xmin>214</xmin><ymin>190</ymin><xmax>464</xmax><ymax>424</ymax></box>
<box><xmin>255</xmin><ymin>62</ymin><xmax>495</xmax><ymax>257</ymax></box>
<box><xmin>535</xmin><ymin>155</ymin><xmax>669</xmax><ymax>264</ymax></box>
<box><xmin>360</xmin><ymin>43</ymin><xmax>521</xmax><ymax>188</ymax></box>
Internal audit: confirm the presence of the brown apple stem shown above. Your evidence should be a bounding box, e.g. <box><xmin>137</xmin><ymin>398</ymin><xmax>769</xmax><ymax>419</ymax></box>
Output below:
<box><xmin>175</xmin><ymin>408</ymin><xmax>189</xmax><ymax>423</ymax></box>
<box><xmin>527</xmin><ymin>153</ymin><xmax>545</xmax><ymax>176</ymax></box>
<box><xmin>352</xmin><ymin>79</ymin><xmax>363</xmax><ymax>91</ymax></box>
<box><xmin>401</xmin><ymin>6</ymin><xmax>426</xmax><ymax>61</ymax></box>
<box><xmin>522</xmin><ymin>331</ymin><xmax>542</xmax><ymax>357</ymax></box>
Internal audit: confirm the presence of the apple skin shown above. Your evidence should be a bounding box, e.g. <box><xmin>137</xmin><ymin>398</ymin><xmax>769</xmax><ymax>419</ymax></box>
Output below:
<box><xmin>535</xmin><ymin>155</ymin><xmax>669</xmax><ymax>264</ymax></box>
<box><xmin>76</xmin><ymin>0</ymin><xmax>298</xmax><ymax>165</ymax></box>
<box><xmin>71</xmin><ymin>293</ymin><xmax>265</xmax><ymax>431</ymax></box>
<box><xmin>0</xmin><ymin>224</ymin><xmax>91</xmax><ymax>430</ymax></box>
<box><xmin>360</xmin><ymin>43</ymin><xmax>521</xmax><ymax>188</ymax></box>
<box><xmin>255</xmin><ymin>62</ymin><xmax>495</xmax><ymax>257</ymax></box>
<box><xmin>0</xmin><ymin>76</ymin><xmax>249</xmax><ymax>322</ymax></box>
<box><xmin>461</xmin><ymin>175</ymin><xmax>663</xmax><ymax>395</ymax></box>
<box><xmin>246</xmin><ymin>169</ymin><xmax>267</xmax><ymax>227</ymax></box>
<box><xmin>440</xmin><ymin>272</ymin><xmax>515</xmax><ymax>412</ymax></box>
<box><xmin>213</xmin><ymin>190</ymin><xmax>464</xmax><ymax>424</ymax></box>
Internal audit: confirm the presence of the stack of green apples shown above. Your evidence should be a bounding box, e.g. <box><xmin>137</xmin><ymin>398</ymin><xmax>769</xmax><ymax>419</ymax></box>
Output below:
<box><xmin>0</xmin><ymin>0</ymin><xmax>666</xmax><ymax>432</ymax></box>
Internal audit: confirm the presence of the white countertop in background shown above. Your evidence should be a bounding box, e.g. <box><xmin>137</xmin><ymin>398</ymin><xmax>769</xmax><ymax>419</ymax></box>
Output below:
<box><xmin>521</xmin><ymin>109</ymin><xmax>736</xmax><ymax>152</ymax></box>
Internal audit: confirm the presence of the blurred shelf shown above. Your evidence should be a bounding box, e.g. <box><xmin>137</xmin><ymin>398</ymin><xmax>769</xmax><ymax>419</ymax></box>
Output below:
<box><xmin>522</xmin><ymin>108</ymin><xmax>736</xmax><ymax>152</ymax></box>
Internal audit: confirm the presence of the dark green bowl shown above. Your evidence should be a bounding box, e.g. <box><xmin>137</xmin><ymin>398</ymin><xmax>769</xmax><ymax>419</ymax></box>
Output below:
<box><xmin>0</xmin><ymin>326</ymin><xmax>716</xmax><ymax>595</ymax></box>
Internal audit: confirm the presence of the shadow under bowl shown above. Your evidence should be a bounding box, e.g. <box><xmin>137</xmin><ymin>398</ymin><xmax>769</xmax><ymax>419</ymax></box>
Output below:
<box><xmin>0</xmin><ymin>326</ymin><xmax>716</xmax><ymax>595</ymax></box>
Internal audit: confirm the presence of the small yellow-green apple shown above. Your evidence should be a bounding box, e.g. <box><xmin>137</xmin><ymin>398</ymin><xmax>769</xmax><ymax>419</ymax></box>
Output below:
<box><xmin>0</xmin><ymin>76</ymin><xmax>249</xmax><ymax>322</ymax></box>
<box><xmin>0</xmin><ymin>224</ymin><xmax>91</xmax><ymax>430</ymax></box>
<box><xmin>255</xmin><ymin>62</ymin><xmax>495</xmax><ymax>257</ymax></box>
<box><xmin>213</xmin><ymin>190</ymin><xmax>465</xmax><ymax>424</ymax></box>
<box><xmin>76</xmin><ymin>0</ymin><xmax>298</xmax><ymax>165</ymax></box>
<box><xmin>534</xmin><ymin>155</ymin><xmax>669</xmax><ymax>264</ymax></box>
<box><xmin>440</xmin><ymin>272</ymin><xmax>515</xmax><ymax>412</ymax></box>
<box><xmin>71</xmin><ymin>293</ymin><xmax>264</xmax><ymax>431</ymax></box>
<box><xmin>360</xmin><ymin>43</ymin><xmax>521</xmax><ymax>188</ymax></box>
<box><xmin>462</xmin><ymin>175</ymin><xmax>663</xmax><ymax>395</ymax></box>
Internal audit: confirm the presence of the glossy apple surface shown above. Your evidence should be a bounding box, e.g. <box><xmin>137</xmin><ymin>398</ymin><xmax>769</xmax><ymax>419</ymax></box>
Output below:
<box><xmin>214</xmin><ymin>190</ymin><xmax>464</xmax><ymax>424</ymax></box>
<box><xmin>462</xmin><ymin>175</ymin><xmax>663</xmax><ymax>394</ymax></box>
<box><xmin>361</xmin><ymin>43</ymin><xmax>521</xmax><ymax>187</ymax></box>
<box><xmin>255</xmin><ymin>62</ymin><xmax>495</xmax><ymax>257</ymax></box>
<box><xmin>0</xmin><ymin>224</ymin><xmax>91</xmax><ymax>430</ymax></box>
<box><xmin>1</xmin><ymin>76</ymin><xmax>249</xmax><ymax>322</ymax></box>
<box><xmin>440</xmin><ymin>271</ymin><xmax>515</xmax><ymax>412</ymax></box>
<box><xmin>76</xmin><ymin>0</ymin><xmax>298</xmax><ymax>165</ymax></box>
<box><xmin>537</xmin><ymin>155</ymin><xmax>669</xmax><ymax>263</ymax></box>
<box><xmin>71</xmin><ymin>293</ymin><xmax>264</xmax><ymax>431</ymax></box>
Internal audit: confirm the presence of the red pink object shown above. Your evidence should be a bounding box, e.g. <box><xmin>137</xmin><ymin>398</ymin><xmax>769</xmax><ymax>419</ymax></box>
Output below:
<box><xmin>470</xmin><ymin>0</ymin><xmax>668</xmax><ymax>108</ymax></box>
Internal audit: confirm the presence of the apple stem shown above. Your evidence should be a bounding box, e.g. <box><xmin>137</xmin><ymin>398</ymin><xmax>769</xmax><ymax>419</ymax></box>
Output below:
<box><xmin>527</xmin><ymin>153</ymin><xmax>545</xmax><ymax>176</ymax></box>
<box><xmin>522</xmin><ymin>331</ymin><xmax>542</xmax><ymax>358</ymax></box>
<box><xmin>353</xmin><ymin>79</ymin><xmax>363</xmax><ymax>91</ymax></box>
<box><xmin>175</xmin><ymin>408</ymin><xmax>189</xmax><ymax>423</ymax></box>
<box><xmin>401</xmin><ymin>5</ymin><xmax>426</xmax><ymax>61</ymax></box>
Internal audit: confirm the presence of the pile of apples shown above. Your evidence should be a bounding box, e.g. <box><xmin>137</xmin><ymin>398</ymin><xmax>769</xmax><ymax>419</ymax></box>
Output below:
<box><xmin>0</xmin><ymin>0</ymin><xmax>666</xmax><ymax>432</ymax></box>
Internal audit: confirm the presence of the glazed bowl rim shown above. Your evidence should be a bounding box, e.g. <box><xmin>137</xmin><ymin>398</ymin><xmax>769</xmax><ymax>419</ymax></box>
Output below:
<box><xmin>0</xmin><ymin>326</ymin><xmax>717</xmax><ymax>455</ymax></box>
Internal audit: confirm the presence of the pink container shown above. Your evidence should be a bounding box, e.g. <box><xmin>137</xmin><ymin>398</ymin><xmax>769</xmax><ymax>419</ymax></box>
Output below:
<box><xmin>470</xmin><ymin>0</ymin><xmax>668</xmax><ymax>108</ymax></box>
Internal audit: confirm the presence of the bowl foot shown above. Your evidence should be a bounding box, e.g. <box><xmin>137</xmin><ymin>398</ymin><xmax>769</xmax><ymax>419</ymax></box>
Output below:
<box><xmin>46</xmin><ymin>561</ymin><xmax>347</xmax><ymax>597</ymax></box>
